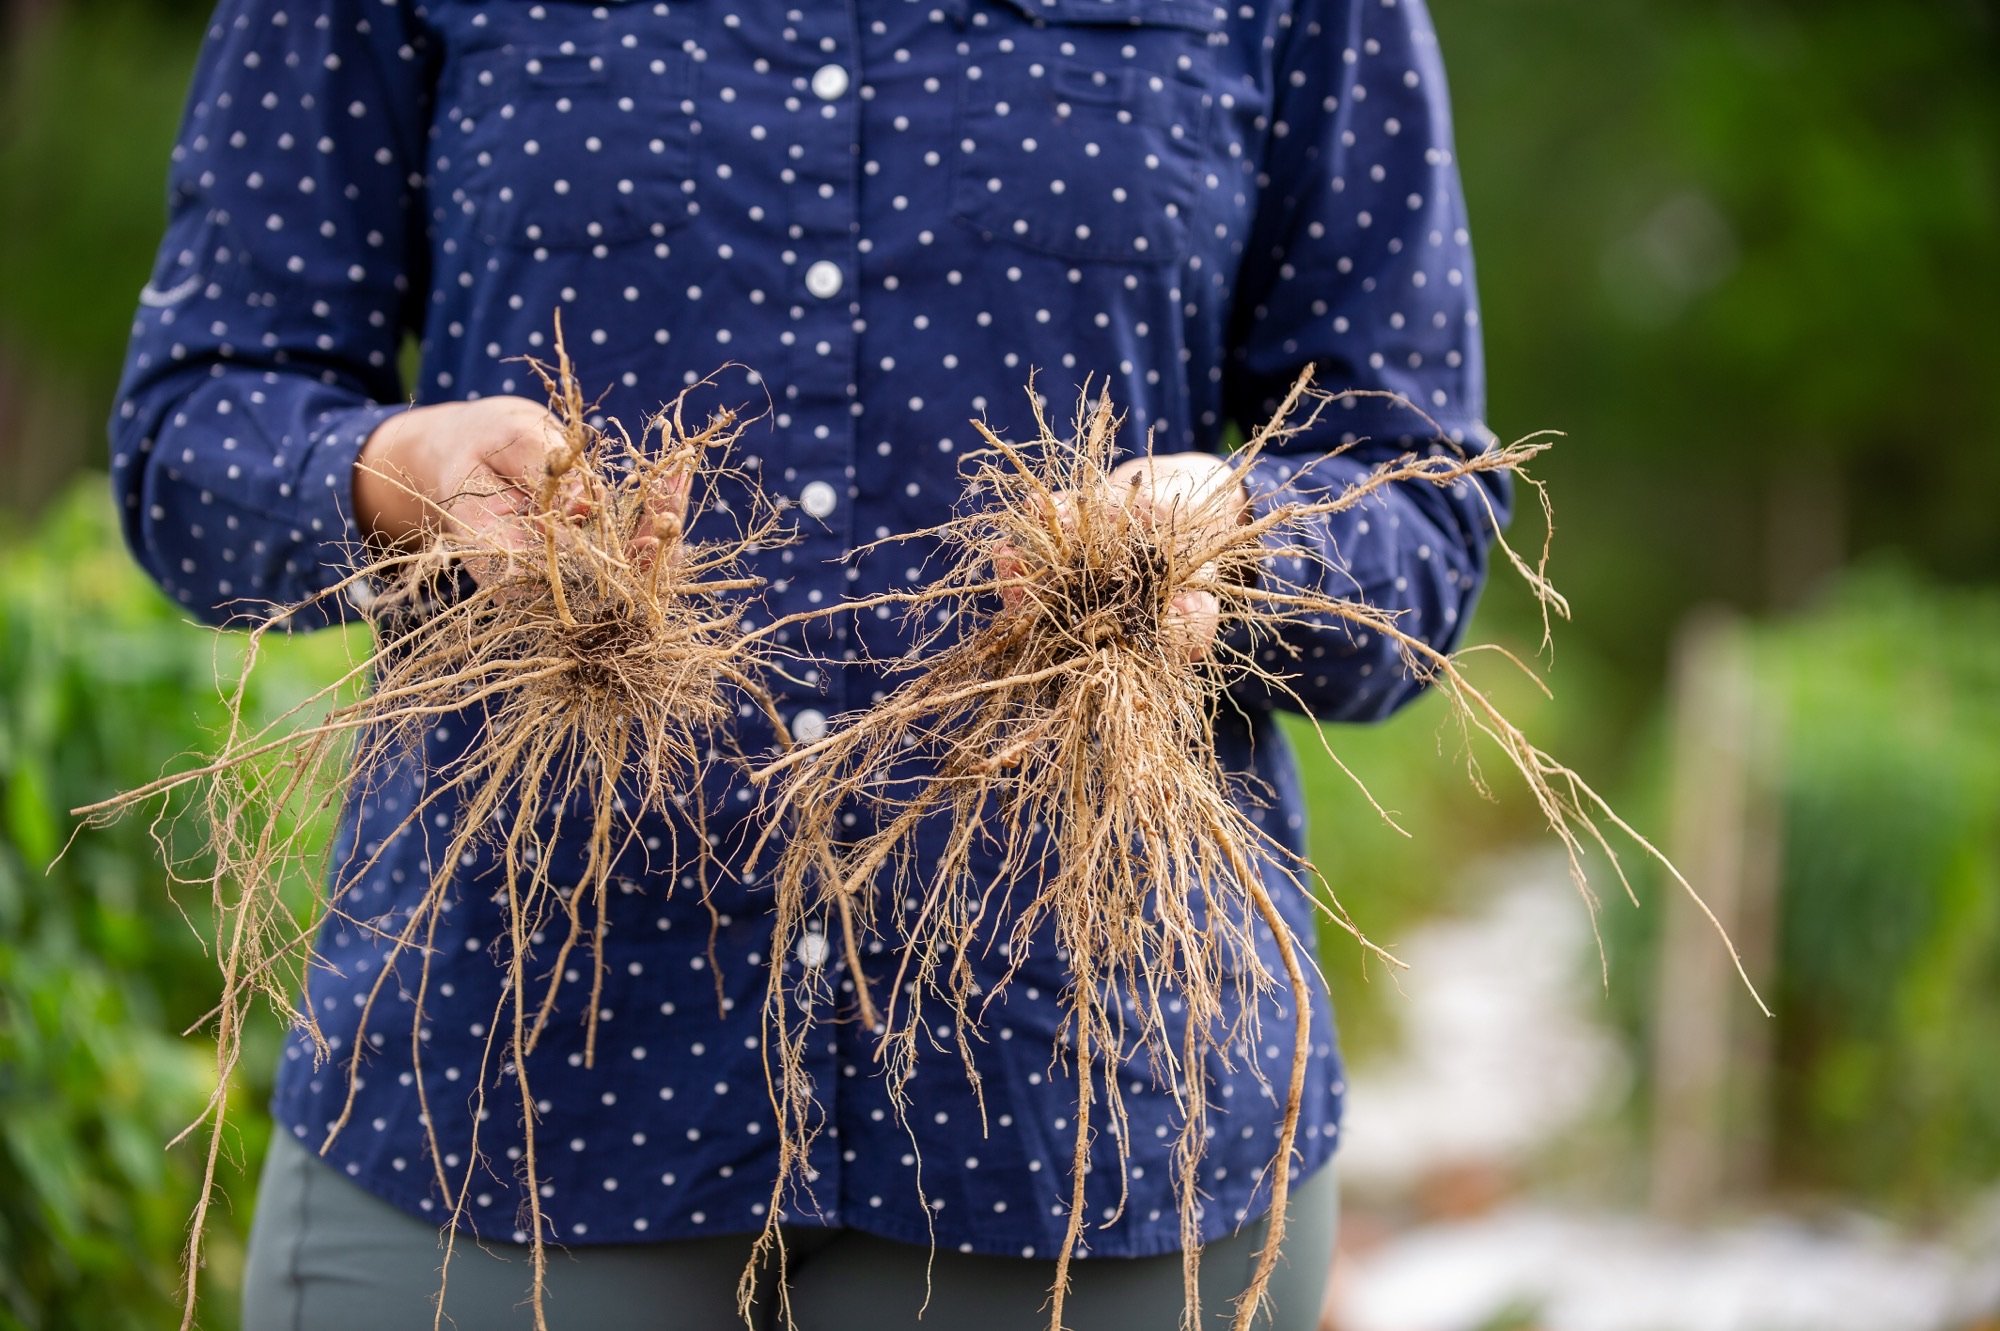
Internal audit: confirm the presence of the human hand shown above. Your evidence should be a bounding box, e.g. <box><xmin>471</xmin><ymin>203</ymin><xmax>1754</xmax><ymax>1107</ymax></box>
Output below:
<box><xmin>993</xmin><ymin>451</ymin><xmax>1247</xmax><ymax>661</ymax></box>
<box><xmin>1104</xmin><ymin>452</ymin><xmax>1247</xmax><ymax>660</ymax></box>
<box><xmin>355</xmin><ymin>397</ymin><xmax>687</xmax><ymax>578</ymax></box>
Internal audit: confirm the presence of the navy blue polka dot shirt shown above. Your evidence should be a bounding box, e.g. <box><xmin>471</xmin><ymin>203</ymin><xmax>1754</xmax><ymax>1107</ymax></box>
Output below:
<box><xmin>112</xmin><ymin>0</ymin><xmax>1507</xmax><ymax>1259</ymax></box>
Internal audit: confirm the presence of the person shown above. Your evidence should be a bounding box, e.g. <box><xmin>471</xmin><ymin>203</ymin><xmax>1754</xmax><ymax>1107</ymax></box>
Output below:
<box><xmin>112</xmin><ymin>0</ymin><xmax>1507</xmax><ymax>1325</ymax></box>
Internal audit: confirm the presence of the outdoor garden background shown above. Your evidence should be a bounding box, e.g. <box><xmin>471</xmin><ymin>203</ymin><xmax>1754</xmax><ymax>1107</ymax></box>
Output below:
<box><xmin>2</xmin><ymin>1</ymin><xmax>1996</xmax><ymax>1328</ymax></box>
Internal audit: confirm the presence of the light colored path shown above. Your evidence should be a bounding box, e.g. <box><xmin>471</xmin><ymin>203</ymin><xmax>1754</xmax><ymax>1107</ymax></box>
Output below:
<box><xmin>1326</xmin><ymin>855</ymin><xmax>2000</xmax><ymax>1331</ymax></box>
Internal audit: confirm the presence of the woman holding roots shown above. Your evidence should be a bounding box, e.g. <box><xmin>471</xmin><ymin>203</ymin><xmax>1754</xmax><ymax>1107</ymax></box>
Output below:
<box><xmin>112</xmin><ymin>0</ymin><xmax>1507</xmax><ymax>1325</ymax></box>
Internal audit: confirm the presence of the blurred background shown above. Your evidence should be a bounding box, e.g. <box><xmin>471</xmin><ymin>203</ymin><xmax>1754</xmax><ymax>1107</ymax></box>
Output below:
<box><xmin>1</xmin><ymin>1</ymin><xmax>1996</xmax><ymax>1328</ymax></box>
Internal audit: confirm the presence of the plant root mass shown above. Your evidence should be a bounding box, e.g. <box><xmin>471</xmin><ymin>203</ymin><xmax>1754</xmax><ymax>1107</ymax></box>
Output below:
<box><xmin>74</xmin><ymin>348</ymin><xmax>1767</xmax><ymax>1331</ymax></box>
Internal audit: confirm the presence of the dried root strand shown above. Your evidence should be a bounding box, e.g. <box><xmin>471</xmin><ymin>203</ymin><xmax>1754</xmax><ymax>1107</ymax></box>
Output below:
<box><xmin>72</xmin><ymin>319</ymin><xmax>794</xmax><ymax>1331</ymax></box>
<box><xmin>749</xmin><ymin>369</ymin><xmax>1759</xmax><ymax>1331</ymax></box>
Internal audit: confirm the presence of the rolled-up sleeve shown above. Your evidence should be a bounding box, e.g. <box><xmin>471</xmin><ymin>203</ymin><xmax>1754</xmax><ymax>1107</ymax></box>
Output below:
<box><xmin>1222</xmin><ymin>0</ymin><xmax>1509</xmax><ymax>721</ymax></box>
<box><xmin>109</xmin><ymin>0</ymin><xmax>432</xmax><ymax>627</ymax></box>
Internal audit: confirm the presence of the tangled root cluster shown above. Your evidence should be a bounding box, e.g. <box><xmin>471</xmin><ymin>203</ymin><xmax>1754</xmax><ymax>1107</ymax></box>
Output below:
<box><xmin>748</xmin><ymin>385</ymin><xmax>1304</xmax><ymax>1328</ymax></box>
<box><xmin>748</xmin><ymin>373</ymin><xmax>1763</xmax><ymax>1330</ymax></box>
<box><xmin>77</xmin><ymin>324</ymin><xmax>792</xmax><ymax>1331</ymax></box>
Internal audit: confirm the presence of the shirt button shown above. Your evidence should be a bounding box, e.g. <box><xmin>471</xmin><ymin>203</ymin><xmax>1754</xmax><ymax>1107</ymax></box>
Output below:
<box><xmin>796</xmin><ymin>932</ymin><xmax>830</xmax><ymax>968</ymax></box>
<box><xmin>790</xmin><ymin>707</ymin><xmax>828</xmax><ymax>744</ymax></box>
<box><xmin>804</xmin><ymin>260</ymin><xmax>844</xmax><ymax>300</ymax></box>
<box><xmin>799</xmin><ymin>479</ymin><xmax>838</xmax><ymax>519</ymax></box>
<box><xmin>810</xmin><ymin>64</ymin><xmax>850</xmax><ymax>102</ymax></box>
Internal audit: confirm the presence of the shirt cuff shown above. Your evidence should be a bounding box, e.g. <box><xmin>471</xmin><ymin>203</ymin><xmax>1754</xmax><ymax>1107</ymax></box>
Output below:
<box><xmin>1217</xmin><ymin>456</ymin><xmax>1317</xmax><ymax>679</ymax></box>
<box><xmin>289</xmin><ymin>399</ymin><xmax>412</xmax><ymax>620</ymax></box>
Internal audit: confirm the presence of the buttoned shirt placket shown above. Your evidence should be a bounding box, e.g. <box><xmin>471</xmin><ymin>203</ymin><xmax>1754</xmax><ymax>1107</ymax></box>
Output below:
<box><xmin>774</xmin><ymin>1</ymin><xmax>868</xmax><ymax>1223</ymax></box>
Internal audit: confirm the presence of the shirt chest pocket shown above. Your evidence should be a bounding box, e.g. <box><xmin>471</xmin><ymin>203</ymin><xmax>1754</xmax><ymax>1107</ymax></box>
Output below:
<box><xmin>952</xmin><ymin>0</ymin><xmax>1220</xmax><ymax>266</ymax></box>
<box><xmin>434</xmin><ymin>30</ymin><xmax>697</xmax><ymax>252</ymax></box>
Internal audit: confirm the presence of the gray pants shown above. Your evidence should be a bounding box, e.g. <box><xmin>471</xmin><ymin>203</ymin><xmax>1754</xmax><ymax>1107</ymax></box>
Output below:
<box><xmin>243</xmin><ymin>1133</ymin><xmax>1338</xmax><ymax>1330</ymax></box>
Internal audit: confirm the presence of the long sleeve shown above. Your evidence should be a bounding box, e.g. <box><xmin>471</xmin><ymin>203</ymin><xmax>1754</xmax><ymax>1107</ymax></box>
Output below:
<box><xmin>109</xmin><ymin>0</ymin><xmax>433</xmax><ymax>628</ymax></box>
<box><xmin>1221</xmin><ymin>0</ymin><xmax>1508</xmax><ymax>722</ymax></box>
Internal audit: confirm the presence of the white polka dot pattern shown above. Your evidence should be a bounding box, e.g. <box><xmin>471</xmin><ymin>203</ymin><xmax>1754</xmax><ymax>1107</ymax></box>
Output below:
<box><xmin>110</xmin><ymin>0</ymin><xmax>1504</xmax><ymax>1260</ymax></box>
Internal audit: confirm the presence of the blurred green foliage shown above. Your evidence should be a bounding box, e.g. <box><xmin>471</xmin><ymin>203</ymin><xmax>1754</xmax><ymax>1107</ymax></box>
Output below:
<box><xmin>0</xmin><ymin>487</ymin><xmax>362</xmax><ymax>1331</ymax></box>
<box><xmin>1441</xmin><ymin>0</ymin><xmax>1999</xmax><ymax>714</ymax></box>
<box><xmin>1606</xmin><ymin>570</ymin><xmax>2000</xmax><ymax>1214</ymax></box>
<box><xmin>1761</xmin><ymin>571</ymin><xmax>2000</xmax><ymax>1209</ymax></box>
<box><xmin>0</xmin><ymin>4</ymin><xmax>205</xmax><ymax>498</ymax></box>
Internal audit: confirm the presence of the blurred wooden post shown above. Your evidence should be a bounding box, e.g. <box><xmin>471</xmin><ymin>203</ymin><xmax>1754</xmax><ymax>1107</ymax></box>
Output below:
<box><xmin>1648</xmin><ymin>608</ymin><xmax>1782</xmax><ymax>1221</ymax></box>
